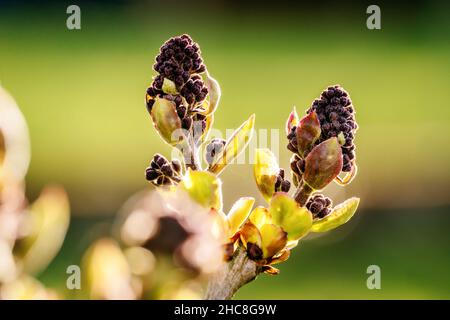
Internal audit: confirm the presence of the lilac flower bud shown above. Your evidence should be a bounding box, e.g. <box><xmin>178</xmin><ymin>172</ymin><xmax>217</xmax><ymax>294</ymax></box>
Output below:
<box><xmin>147</xmin><ymin>34</ymin><xmax>208</xmax><ymax>109</ymax></box>
<box><xmin>307</xmin><ymin>85</ymin><xmax>358</xmax><ymax>172</ymax></box>
<box><xmin>145</xmin><ymin>154</ymin><xmax>182</xmax><ymax>186</ymax></box>
<box><xmin>205</xmin><ymin>138</ymin><xmax>226</xmax><ymax>165</ymax></box>
<box><xmin>274</xmin><ymin>168</ymin><xmax>291</xmax><ymax>193</ymax></box>
<box><xmin>306</xmin><ymin>194</ymin><xmax>333</xmax><ymax>219</ymax></box>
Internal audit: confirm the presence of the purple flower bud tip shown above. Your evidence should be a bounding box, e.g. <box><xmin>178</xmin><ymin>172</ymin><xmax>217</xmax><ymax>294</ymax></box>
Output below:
<box><xmin>146</xmin><ymin>154</ymin><xmax>181</xmax><ymax>186</ymax></box>
<box><xmin>307</xmin><ymin>85</ymin><xmax>358</xmax><ymax>173</ymax></box>
<box><xmin>274</xmin><ymin>168</ymin><xmax>291</xmax><ymax>193</ymax></box>
<box><xmin>146</xmin><ymin>34</ymin><xmax>208</xmax><ymax>112</ymax></box>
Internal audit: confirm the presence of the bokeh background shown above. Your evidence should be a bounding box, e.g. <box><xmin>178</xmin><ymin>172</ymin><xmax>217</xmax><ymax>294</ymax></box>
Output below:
<box><xmin>0</xmin><ymin>0</ymin><xmax>449</xmax><ymax>299</ymax></box>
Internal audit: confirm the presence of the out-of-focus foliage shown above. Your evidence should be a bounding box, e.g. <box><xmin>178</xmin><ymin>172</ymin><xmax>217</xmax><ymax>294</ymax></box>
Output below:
<box><xmin>0</xmin><ymin>86</ymin><xmax>70</xmax><ymax>299</ymax></box>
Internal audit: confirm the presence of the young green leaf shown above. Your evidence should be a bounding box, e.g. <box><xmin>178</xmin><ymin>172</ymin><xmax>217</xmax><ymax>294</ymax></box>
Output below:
<box><xmin>180</xmin><ymin>169</ymin><xmax>223</xmax><ymax>211</ymax></box>
<box><xmin>269</xmin><ymin>193</ymin><xmax>313</xmax><ymax>241</ymax></box>
<box><xmin>249</xmin><ymin>206</ymin><xmax>272</xmax><ymax>230</ymax></box>
<box><xmin>150</xmin><ymin>97</ymin><xmax>183</xmax><ymax>146</ymax></box>
<box><xmin>13</xmin><ymin>186</ymin><xmax>70</xmax><ymax>275</ymax></box>
<box><xmin>253</xmin><ymin>148</ymin><xmax>279</xmax><ymax>203</ymax></box>
<box><xmin>311</xmin><ymin>197</ymin><xmax>360</xmax><ymax>232</ymax></box>
<box><xmin>260</xmin><ymin>224</ymin><xmax>288</xmax><ymax>259</ymax></box>
<box><xmin>208</xmin><ymin>114</ymin><xmax>255</xmax><ymax>175</ymax></box>
<box><xmin>227</xmin><ymin>197</ymin><xmax>255</xmax><ymax>236</ymax></box>
<box><xmin>240</xmin><ymin>221</ymin><xmax>262</xmax><ymax>249</ymax></box>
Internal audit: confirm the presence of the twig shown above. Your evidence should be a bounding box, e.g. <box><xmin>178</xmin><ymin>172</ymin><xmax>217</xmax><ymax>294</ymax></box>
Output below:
<box><xmin>204</xmin><ymin>246</ymin><xmax>262</xmax><ymax>300</ymax></box>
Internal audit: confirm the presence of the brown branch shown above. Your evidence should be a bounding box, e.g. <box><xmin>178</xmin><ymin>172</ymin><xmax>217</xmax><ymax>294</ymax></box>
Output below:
<box><xmin>204</xmin><ymin>246</ymin><xmax>262</xmax><ymax>300</ymax></box>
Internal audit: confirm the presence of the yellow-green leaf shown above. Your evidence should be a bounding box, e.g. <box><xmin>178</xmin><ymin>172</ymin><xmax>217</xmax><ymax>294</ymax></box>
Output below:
<box><xmin>180</xmin><ymin>169</ymin><xmax>223</xmax><ymax>211</ymax></box>
<box><xmin>311</xmin><ymin>197</ymin><xmax>360</xmax><ymax>232</ymax></box>
<box><xmin>253</xmin><ymin>148</ymin><xmax>279</xmax><ymax>203</ymax></box>
<box><xmin>13</xmin><ymin>186</ymin><xmax>70</xmax><ymax>275</ymax></box>
<box><xmin>240</xmin><ymin>221</ymin><xmax>262</xmax><ymax>248</ymax></box>
<box><xmin>151</xmin><ymin>97</ymin><xmax>183</xmax><ymax>146</ymax></box>
<box><xmin>249</xmin><ymin>206</ymin><xmax>272</xmax><ymax>229</ymax></box>
<box><xmin>260</xmin><ymin>224</ymin><xmax>287</xmax><ymax>259</ymax></box>
<box><xmin>286</xmin><ymin>240</ymin><xmax>299</xmax><ymax>250</ymax></box>
<box><xmin>227</xmin><ymin>197</ymin><xmax>255</xmax><ymax>236</ymax></box>
<box><xmin>269</xmin><ymin>193</ymin><xmax>313</xmax><ymax>241</ymax></box>
<box><xmin>83</xmin><ymin>238</ymin><xmax>134</xmax><ymax>300</ymax></box>
<box><xmin>208</xmin><ymin>114</ymin><xmax>255</xmax><ymax>175</ymax></box>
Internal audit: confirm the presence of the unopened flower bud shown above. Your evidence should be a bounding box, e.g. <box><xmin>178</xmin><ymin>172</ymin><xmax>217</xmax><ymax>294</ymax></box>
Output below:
<box><xmin>145</xmin><ymin>154</ymin><xmax>181</xmax><ymax>186</ymax></box>
<box><xmin>171</xmin><ymin>159</ymin><xmax>182</xmax><ymax>174</ymax></box>
<box><xmin>306</xmin><ymin>194</ymin><xmax>333</xmax><ymax>219</ymax></box>
<box><xmin>307</xmin><ymin>85</ymin><xmax>358</xmax><ymax>172</ymax></box>
<box><xmin>274</xmin><ymin>168</ymin><xmax>291</xmax><ymax>193</ymax></box>
<box><xmin>205</xmin><ymin>138</ymin><xmax>226</xmax><ymax>165</ymax></box>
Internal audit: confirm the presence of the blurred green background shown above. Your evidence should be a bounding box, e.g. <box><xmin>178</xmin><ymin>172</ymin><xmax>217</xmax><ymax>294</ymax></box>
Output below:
<box><xmin>1</xmin><ymin>0</ymin><xmax>449</xmax><ymax>299</ymax></box>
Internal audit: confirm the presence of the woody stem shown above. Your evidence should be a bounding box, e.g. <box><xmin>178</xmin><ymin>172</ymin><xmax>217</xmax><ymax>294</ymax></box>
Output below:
<box><xmin>204</xmin><ymin>246</ymin><xmax>262</xmax><ymax>300</ymax></box>
<box><xmin>294</xmin><ymin>181</ymin><xmax>314</xmax><ymax>206</ymax></box>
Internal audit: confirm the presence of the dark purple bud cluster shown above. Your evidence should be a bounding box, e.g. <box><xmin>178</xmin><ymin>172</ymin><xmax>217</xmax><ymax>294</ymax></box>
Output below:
<box><xmin>307</xmin><ymin>85</ymin><xmax>357</xmax><ymax>172</ymax></box>
<box><xmin>205</xmin><ymin>138</ymin><xmax>226</xmax><ymax>165</ymax></box>
<box><xmin>306</xmin><ymin>194</ymin><xmax>333</xmax><ymax>219</ymax></box>
<box><xmin>145</xmin><ymin>154</ymin><xmax>182</xmax><ymax>186</ymax></box>
<box><xmin>275</xmin><ymin>168</ymin><xmax>291</xmax><ymax>193</ymax></box>
<box><xmin>146</xmin><ymin>34</ymin><xmax>208</xmax><ymax>112</ymax></box>
<box><xmin>290</xmin><ymin>154</ymin><xmax>305</xmax><ymax>176</ymax></box>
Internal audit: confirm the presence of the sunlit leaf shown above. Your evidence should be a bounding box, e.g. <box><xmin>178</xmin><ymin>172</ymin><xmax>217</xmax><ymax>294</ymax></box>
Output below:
<box><xmin>13</xmin><ymin>186</ymin><xmax>70</xmax><ymax>275</ymax></box>
<box><xmin>286</xmin><ymin>239</ymin><xmax>299</xmax><ymax>250</ymax></box>
<box><xmin>269</xmin><ymin>193</ymin><xmax>312</xmax><ymax>241</ymax></box>
<box><xmin>269</xmin><ymin>249</ymin><xmax>291</xmax><ymax>265</ymax></box>
<box><xmin>303</xmin><ymin>137</ymin><xmax>343</xmax><ymax>190</ymax></box>
<box><xmin>180</xmin><ymin>169</ymin><xmax>223</xmax><ymax>211</ymax></box>
<box><xmin>0</xmin><ymin>85</ymin><xmax>31</xmax><ymax>184</ymax></box>
<box><xmin>208</xmin><ymin>114</ymin><xmax>255</xmax><ymax>175</ymax></box>
<box><xmin>248</xmin><ymin>206</ymin><xmax>272</xmax><ymax>229</ymax></box>
<box><xmin>227</xmin><ymin>197</ymin><xmax>255</xmax><ymax>236</ymax></box>
<box><xmin>83</xmin><ymin>238</ymin><xmax>135</xmax><ymax>300</ymax></box>
<box><xmin>150</xmin><ymin>97</ymin><xmax>183</xmax><ymax>146</ymax></box>
<box><xmin>240</xmin><ymin>221</ymin><xmax>262</xmax><ymax>249</ymax></box>
<box><xmin>311</xmin><ymin>197</ymin><xmax>360</xmax><ymax>232</ymax></box>
<box><xmin>253</xmin><ymin>148</ymin><xmax>279</xmax><ymax>203</ymax></box>
<box><xmin>260</xmin><ymin>224</ymin><xmax>287</xmax><ymax>259</ymax></box>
